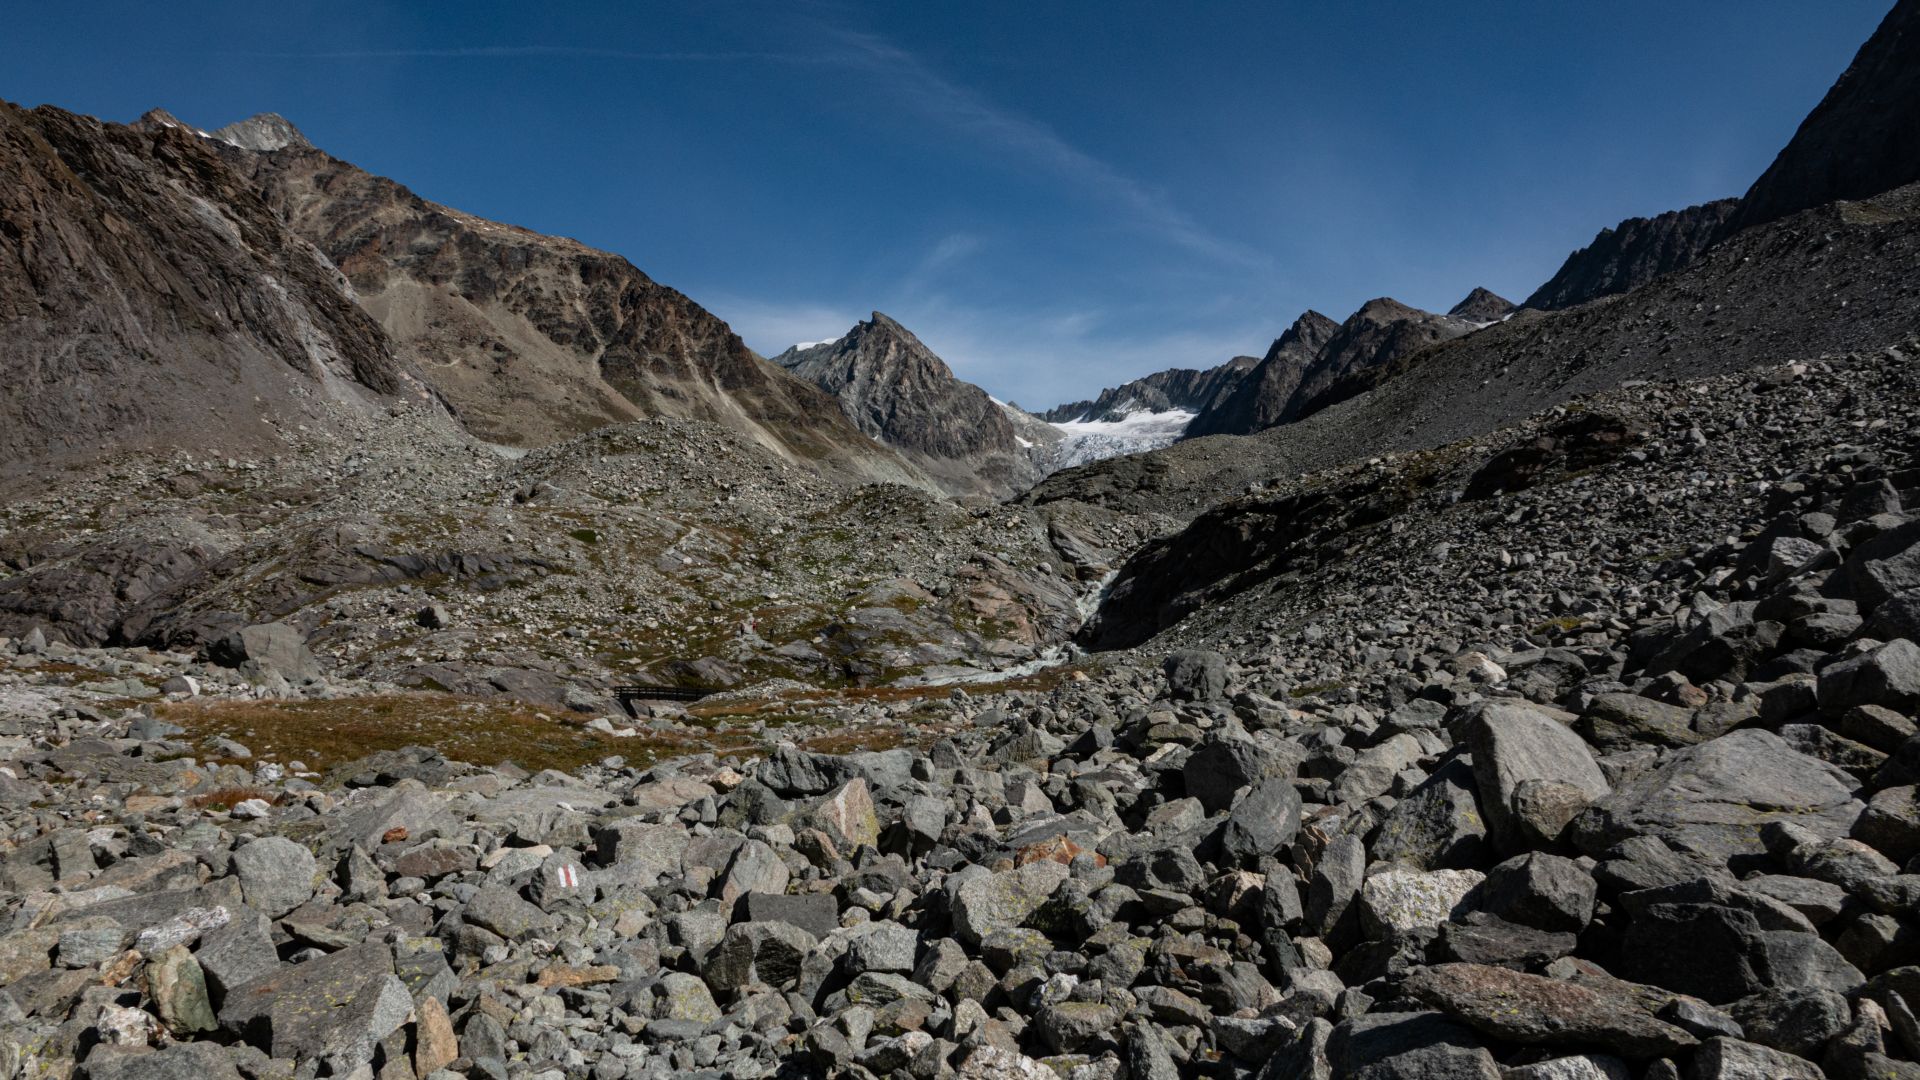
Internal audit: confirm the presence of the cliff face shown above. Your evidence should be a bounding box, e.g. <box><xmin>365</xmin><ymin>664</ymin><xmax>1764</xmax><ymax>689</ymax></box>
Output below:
<box><xmin>1722</xmin><ymin>0</ymin><xmax>1920</xmax><ymax>237</ymax></box>
<box><xmin>1182</xmin><ymin>311</ymin><xmax>1340</xmax><ymax>438</ymax></box>
<box><xmin>208</xmin><ymin>117</ymin><xmax>921</xmax><ymax>485</ymax></box>
<box><xmin>1185</xmin><ymin>300</ymin><xmax>1471</xmax><ymax>439</ymax></box>
<box><xmin>1042</xmin><ymin>355</ymin><xmax>1258</xmax><ymax>424</ymax></box>
<box><xmin>774</xmin><ymin>313</ymin><xmax>1049</xmax><ymax>498</ymax></box>
<box><xmin>0</xmin><ymin>103</ymin><xmax>429</xmax><ymax>467</ymax></box>
<box><xmin>1524</xmin><ymin>201</ymin><xmax>1739</xmax><ymax>311</ymax></box>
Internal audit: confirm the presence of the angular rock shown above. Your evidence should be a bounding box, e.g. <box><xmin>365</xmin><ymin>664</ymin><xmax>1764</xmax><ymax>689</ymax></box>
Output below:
<box><xmin>1578</xmin><ymin>693</ymin><xmax>1703</xmax><ymax>750</ymax></box>
<box><xmin>230</xmin><ymin>837</ymin><xmax>316</xmax><ymax>918</ymax></box>
<box><xmin>1478</xmin><ymin>853</ymin><xmax>1598</xmax><ymax>933</ymax></box>
<box><xmin>1372</xmin><ymin>758</ymin><xmax>1491</xmax><ymax>871</ymax></box>
<box><xmin>949</xmin><ymin>860</ymin><xmax>1069</xmax><ymax>946</ymax></box>
<box><xmin>1726</xmin><ymin>987</ymin><xmax>1849</xmax><ymax>1059</ymax></box>
<box><xmin>1402</xmin><ymin>963</ymin><xmax>1699</xmax><ymax>1058</ymax></box>
<box><xmin>216</xmin><ymin>941</ymin><xmax>410</xmax><ymax>1072</ymax></box>
<box><xmin>704</xmin><ymin>920</ymin><xmax>817</xmax><ymax>992</ymax></box>
<box><xmin>1358</xmin><ymin>868</ymin><xmax>1484</xmax><ymax>938</ymax></box>
<box><xmin>1184</xmin><ymin>734</ymin><xmax>1297</xmax><ymax>814</ymax></box>
<box><xmin>1164</xmin><ymin>649</ymin><xmax>1228</xmax><ymax>702</ymax></box>
<box><xmin>740</xmin><ymin>891</ymin><xmax>839</xmax><ymax>937</ymax></box>
<box><xmin>462</xmin><ymin>885</ymin><xmax>556</xmax><ymax>941</ymax></box>
<box><xmin>811</xmin><ymin>778</ymin><xmax>881</xmax><ymax>851</ymax></box>
<box><xmin>1465</xmin><ymin>701</ymin><xmax>1610</xmax><ymax>853</ymax></box>
<box><xmin>1572</xmin><ymin>729</ymin><xmax>1862</xmax><ymax>866</ymax></box>
<box><xmin>1820</xmin><ymin>639</ymin><xmax>1920</xmax><ymax>718</ymax></box>
<box><xmin>1219</xmin><ymin>776</ymin><xmax>1303</xmax><ymax>864</ymax></box>
<box><xmin>1688</xmin><ymin>1035</ymin><xmax>1827</xmax><ymax>1080</ymax></box>
<box><xmin>1327</xmin><ymin>1011</ymin><xmax>1501</xmax><ymax>1080</ymax></box>
<box><xmin>1306</xmin><ymin>833</ymin><xmax>1367</xmax><ymax>945</ymax></box>
<box><xmin>148</xmin><ymin>944</ymin><xmax>217</xmax><ymax>1035</ymax></box>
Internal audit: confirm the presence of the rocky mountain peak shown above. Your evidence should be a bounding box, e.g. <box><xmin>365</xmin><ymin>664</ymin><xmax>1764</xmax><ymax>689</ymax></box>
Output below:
<box><xmin>775</xmin><ymin>313</ymin><xmax>1046</xmax><ymax>497</ymax></box>
<box><xmin>135</xmin><ymin>107</ymin><xmax>191</xmax><ymax>131</ymax></box>
<box><xmin>1349</xmin><ymin>296</ymin><xmax>1422</xmax><ymax>325</ymax></box>
<box><xmin>840</xmin><ymin>311</ymin><xmax>958</xmax><ymax>382</ymax></box>
<box><xmin>211</xmin><ymin>112</ymin><xmax>313</xmax><ymax>153</ymax></box>
<box><xmin>1270</xmin><ymin>310</ymin><xmax>1340</xmax><ymax>359</ymax></box>
<box><xmin>1448</xmin><ymin>287</ymin><xmax>1515</xmax><ymax>323</ymax></box>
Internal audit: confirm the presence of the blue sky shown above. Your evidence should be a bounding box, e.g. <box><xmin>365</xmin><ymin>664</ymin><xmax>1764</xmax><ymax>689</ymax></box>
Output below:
<box><xmin>3</xmin><ymin>2</ymin><xmax>1891</xmax><ymax>408</ymax></box>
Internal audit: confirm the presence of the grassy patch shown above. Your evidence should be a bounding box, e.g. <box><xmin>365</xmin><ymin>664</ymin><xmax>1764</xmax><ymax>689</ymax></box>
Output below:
<box><xmin>156</xmin><ymin>693</ymin><xmax>754</xmax><ymax>775</ymax></box>
<box><xmin>189</xmin><ymin>786</ymin><xmax>277</xmax><ymax>812</ymax></box>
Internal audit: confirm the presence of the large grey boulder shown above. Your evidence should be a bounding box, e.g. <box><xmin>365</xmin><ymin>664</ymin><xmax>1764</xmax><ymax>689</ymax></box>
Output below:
<box><xmin>1577</xmin><ymin>693</ymin><xmax>1703</xmax><ymax>750</ymax></box>
<box><xmin>1402</xmin><ymin>963</ymin><xmax>1698</xmax><ymax>1059</ymax></box>
<box><xmin>1327</xmin><ymin>1010</ymin><xmax>1501</xmax><ymax>1080</ymax></box>
<box><xmin>209</xmin><ymin>622</ymin><xmax>322</xmax><ymax>684</ymax></box>
<box><xmin>1689</xmin><ymin>1036</ymin><xmax>1828</xmax><ymax>1080</ymax></box>
<box><xmin>1616</xmin><ymin>877</ymin><xmax>1863</xmax><ymax>1003</ymax></box>
<box><xmin>1184</xmin><ymin>734</ymin><xmax>1298</xmax><ymax>814</ymax></box>
<box><xmin>193</xmin><ymin>911</ymin><xmax>278</xmax><ymax>1005</ymax></box>
<box><xmin>1218</xmin><ymin>776</ymin><xmax>1303</xmax><ymax>864</ymax></box>
<box><xmin>1372</xmin><ymin>758</ymin><xmax>1491</xmax><ymax>871</ymax></box>
<box><xmin>948</xmin><ymin>861</ymin><xmax>1069</xmax><ymax>946</ymax></box>
<box><xmin>1477</xmin><ymin>853</ymin><xmax>1597</xmax><ymax>933</ymax></box>
<box><xmin>1571</xmin><ymin>729</ymin><xmax>1863</xmax><ymax>865</ymax></box>
<box><xmin>216</xmin><ymin>941</ymin><xmax>410</xmax><ymax>1072</ymax></box>
<box><xmin>1163</xmin><ymin>649</ymin><xmax>1228</xmax><ymax>701</ymax></box>
<box><xmin>703</xmin><ymin>920</ymin><xmax>817</xmax><ymax>992</ymax></box>
<box><xmin>1843</xmin><ymin>519</ymin><xmax>1920</xmax><ymax>612</ymax></box>
<box><xmin>230</xmin><ymin>837</ymin><xmax>315</xmax><ymax>918</ymax></box>
<box><xmin>1819</xmin><ymin>638</ymin><xmax>1920</xmax><ymax>718</ymax></box>
<box><xmin>83</xmin><ymin>1042</ymin><xmax>243</xmax><ymax>1080</ymax></box>
<box><xmin>1464</xmin><ymin>701</ymin><xmax>1610</xmax><ymax>853</ymax></box>
<box><xmin>1306</xmin><ymin>833</ymin><xmax>1368</xmax><ymax>945</ymax></box>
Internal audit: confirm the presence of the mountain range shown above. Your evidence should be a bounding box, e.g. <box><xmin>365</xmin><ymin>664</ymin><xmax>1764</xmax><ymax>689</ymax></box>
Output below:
<box><xmin>0</xmin><ymin>0</ymin><xmax>1915</xmax><ymax>671</ymax></box>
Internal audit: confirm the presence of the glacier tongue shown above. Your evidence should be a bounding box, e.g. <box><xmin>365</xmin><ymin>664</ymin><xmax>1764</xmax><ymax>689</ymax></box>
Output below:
<box><xmin>1046</xmin><ymin>408</ymin><xmax>1195</xmax><ymax>470</ymax></box>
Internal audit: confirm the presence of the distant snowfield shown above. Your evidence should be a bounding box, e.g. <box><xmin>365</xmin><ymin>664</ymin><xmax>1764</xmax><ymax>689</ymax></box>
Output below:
<box><xmin>1045</xmin><ymin>407</ymin><xmax>1196</xmax><ymax>470</ymax></box>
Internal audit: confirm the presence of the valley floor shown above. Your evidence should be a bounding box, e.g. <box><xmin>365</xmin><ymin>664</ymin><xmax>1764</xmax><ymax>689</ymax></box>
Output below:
<box><xmin>6</xmin><ymin>339</ymin><xmax>1920</xmax><ymax>1079</ymax></box>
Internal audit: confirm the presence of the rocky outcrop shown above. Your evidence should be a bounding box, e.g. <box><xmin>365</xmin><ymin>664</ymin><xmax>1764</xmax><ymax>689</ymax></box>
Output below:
<box><xmin>1721</xmin><ymin>0</ymin><xmax>1920</xmax><ymax>237</ymax></box>
<box><xmin>774</xmin><ymin>313</ymin><xmax>1049</xmax><ymax>498</ymax></box>
<box><xmin>1041</xmin><ymin>355</ymin><xmax>1258</xmax><ymax>424</ymax></box>
<box><xmin>0</xmin><ymin>102</ymin><xmax>430</xmax><ymax>467</ymax></box>
<box><xmin>1180</xmin><ymin>310</ymin><xmax>1339</xmax><ymax>438</ymax></box>
<box><xmin>1184</xmin><ymin>300</ymin><xmax>1472</xmax><ymax>439</ymax></box>
<box><xmin>1524</xmin><ymin>200</ymin><xmax>1739</xmax><ymax>311</ymax></box>
<box><xmin>1027</xmin><ymin>183</ymin><xmax>1920</xmax><ymax>523</ymax></box>
<box><xmin>203</xmin><ymin>115</ymin><xmax>920</xmax><ymax>486</ymax></box>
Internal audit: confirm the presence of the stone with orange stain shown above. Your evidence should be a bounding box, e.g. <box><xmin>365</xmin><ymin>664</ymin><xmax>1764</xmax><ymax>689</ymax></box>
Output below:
<box><xmin>412</xmin><ymin>994</ymin><xmax>458</xmax><ymax>1078</ymax></box>
<box><xmin>1015</xmin><ymin>835</ymin><xmax>1104</xmax><ymax>869</ymax></box>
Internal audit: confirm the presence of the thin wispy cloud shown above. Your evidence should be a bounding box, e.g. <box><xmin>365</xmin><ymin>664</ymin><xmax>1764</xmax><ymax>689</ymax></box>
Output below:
<box><xmin>817</xmin><ymin>29</ymin><xmax>1269</xmax><ymax>271</ymax></box>
<box><xmin>225</xmin><ymin>23</ymin><xmax>1266</xmax><ymax>273</ymax></box>
<box><xmin>218</xmin><ymin>45</ymin><xmax>820</xmax><ymax>62</ymax></box>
